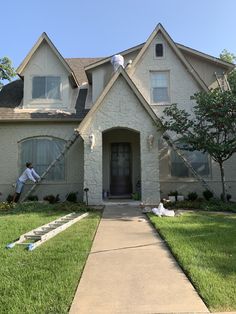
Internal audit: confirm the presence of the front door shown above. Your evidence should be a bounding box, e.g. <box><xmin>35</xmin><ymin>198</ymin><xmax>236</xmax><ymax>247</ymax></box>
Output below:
<box><xmin>110</xmin><ymin>143</ymin><xmax>132</xmax><ymax>196</ymax></box>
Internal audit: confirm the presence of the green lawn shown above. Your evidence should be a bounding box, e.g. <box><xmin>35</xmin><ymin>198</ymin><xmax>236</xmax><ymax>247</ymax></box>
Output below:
<box><xmin>148</xmin><ymin>211</ymin><xmax>236</xmax><ymax>312</ymax></box>
<box><xmin>0</xmin><ymin>203</ymin><xmax>101</xmax><ymax>314</ymax></box>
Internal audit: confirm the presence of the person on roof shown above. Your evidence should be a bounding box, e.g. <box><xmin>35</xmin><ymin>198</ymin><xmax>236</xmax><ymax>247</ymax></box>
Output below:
<box><xmin>13</xmin><ymin>162</ymin><xmax>40</xmax><ymax>203</ymax></box>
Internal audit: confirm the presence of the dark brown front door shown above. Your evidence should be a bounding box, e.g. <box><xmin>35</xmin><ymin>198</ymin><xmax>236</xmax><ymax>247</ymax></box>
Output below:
<box><xmin>110</xmin><ymin>143</ymin><xmax>132</xmax><ymax>196</ymax></box>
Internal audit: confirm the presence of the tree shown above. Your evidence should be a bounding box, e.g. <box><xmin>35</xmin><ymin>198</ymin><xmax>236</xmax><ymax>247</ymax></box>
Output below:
<box><xmin>220</xmin><ymin>49</ymin><xmax>236</xmax><ymax>94</ymax></box>
<box><xmin>160</xmin><ymin>89</ymin><xmax>236</xmax><ymax>201</ymax></box>
<box><xmin>0</xmin><ymin>57</ymin><xmax>15</xmax><ymax>89</ymax></box>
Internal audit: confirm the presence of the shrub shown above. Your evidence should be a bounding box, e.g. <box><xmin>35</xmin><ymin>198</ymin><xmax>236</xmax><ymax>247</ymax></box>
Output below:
<box><xmin>0</xmin><ymin>202</ymin><xmax>15</xmax><ymax>210</ymax></box>
<box><xmin>27</xmin><ymin>195</ymin><xmax>39</xmax><ymax>201</ymax></box>
<box><xmin>168</xmin><ymin>190</ymin><xmax>178</xmax><ymax>201</ymax></box>
<box><xmin>43</xmin><ymin>194</ymin><xmax>60</xmax><ymax>204</ymax></box>
<box><xmin>66</xmin><ymin>192</ymin><xmax>77</xmax><ymax>203</ymax></box>
<box><xmin>131</xmin><ymin>192</ymin><xmax>141</xmax><ymax>200</ymax></box>
<box><xmin>187</xmin><ymin>192</ymin><xmax>198</xmax><ymax>201</ymax></box>
<box><xmin>203</xmin><ymin>189</ymin><xmax>213</xmax><ymax>201</ymax></box>
<box><xmin>221</xmin><ymin>193</ymin><xmax>232</xmax><ymax>202</ymax></box>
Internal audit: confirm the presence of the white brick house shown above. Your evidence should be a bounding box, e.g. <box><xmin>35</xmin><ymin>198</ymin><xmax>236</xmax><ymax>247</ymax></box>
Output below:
<box><xmin>0</xmin><ymin>24</ymin><xmax>235</xmax><ymax>204</ymax></box>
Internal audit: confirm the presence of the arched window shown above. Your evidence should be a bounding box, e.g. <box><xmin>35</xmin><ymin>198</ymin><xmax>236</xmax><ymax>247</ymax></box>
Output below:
<box><xmin>20</xmin><ymin>137</ymin><xmax>65</xmax><ymax>181</ymax></box>
<box><xmin>170</xmin><ymin>144</ymin><xmax>210</xmax><ymax>177</ymax></box>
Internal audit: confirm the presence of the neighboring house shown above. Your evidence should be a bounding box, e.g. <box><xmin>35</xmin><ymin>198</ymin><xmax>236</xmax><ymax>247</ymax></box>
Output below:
<box><xmin>0</xmin><ymin>23</ymin><xmax>235</xmax><ymax>204</ymax></box>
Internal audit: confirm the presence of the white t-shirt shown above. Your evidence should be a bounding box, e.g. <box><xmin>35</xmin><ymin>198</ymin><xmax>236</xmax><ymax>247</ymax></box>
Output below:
<box><xmin>19</xmin><ymin>168</ymin><xmax>40</xmax><ymax>183</ymax></box>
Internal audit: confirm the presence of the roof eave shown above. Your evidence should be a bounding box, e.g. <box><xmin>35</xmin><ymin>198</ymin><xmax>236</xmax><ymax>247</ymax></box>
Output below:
<box><xmin>177</xmin><ymin>43</ymin><xmax>235</xmax><ymax>72</ymax></box>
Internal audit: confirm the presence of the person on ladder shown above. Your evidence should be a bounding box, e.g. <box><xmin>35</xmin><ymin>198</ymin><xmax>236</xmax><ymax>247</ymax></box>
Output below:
<box><xmin>13</xmin><ymin>162</ymin><xmax>40</xmax><ymax>203</ymax></box>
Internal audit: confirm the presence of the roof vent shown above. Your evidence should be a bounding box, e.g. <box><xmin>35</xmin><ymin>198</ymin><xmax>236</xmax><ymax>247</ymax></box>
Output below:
<box><xmin>111</xmin><ymin>54</ymin><xmax>124</xmax><ymax>71</ymax></box>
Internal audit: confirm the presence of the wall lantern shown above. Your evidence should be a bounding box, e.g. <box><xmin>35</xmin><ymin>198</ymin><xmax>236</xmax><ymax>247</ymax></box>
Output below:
<box><xmin>147</xmin><ymin>134</ymin><xmax>154</xmax><ymax>150</ymax></box>
<box><xmin>89</xmin><ymin>133</ymin><xmax>95</xmax><ymax>152</ymax></box>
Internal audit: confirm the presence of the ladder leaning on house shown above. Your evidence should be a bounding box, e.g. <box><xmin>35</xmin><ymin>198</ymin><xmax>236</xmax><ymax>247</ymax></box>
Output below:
<box><xmin>215</xmin><ymin>72</ymin><xmax>231</xmax><ymax>91</ymax></box>
<box><xmin>162</xmin><ymin>132</ymin><xmax>215</xmax><ymax>195</ymax></box>
<box><xmin>21</xmin><ymin>129</ymin><xmax>81</xmax><ymax>202</ymax></box>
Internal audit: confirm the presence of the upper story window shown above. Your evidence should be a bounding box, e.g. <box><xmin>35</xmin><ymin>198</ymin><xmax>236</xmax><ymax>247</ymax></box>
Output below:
<box><xmin>151</xmin><ymin>71</ymin><xmax>170</xmax><ymax>103</ymax></box>
<box><xmin>155</xmin><ymin>44</ymin><xmax>163</xmax><ymax>57</ymax></box>
<box><xmin>170</xmin><ymin>145</ymin><xmax>210</xmax><ymax>178</ymax></box>
<box><xmin>32</xmin><ymin>76</ymin><xmax>61</xmax><ymax>100</ymax></box>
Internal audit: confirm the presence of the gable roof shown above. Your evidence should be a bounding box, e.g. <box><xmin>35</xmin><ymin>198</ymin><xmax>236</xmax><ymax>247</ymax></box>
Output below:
<box><xmin>78</xmin><ymin>67</ymin><xmax>161</xmax><ymax>133</ymax></box>
<box><xmin>128</xmin><ymin>23</ymin><xmax>209</xmax><ymax>92</ymax></box>
<box><xmin>17</xmin><ymin>32</ymin><xmax>79</xmax><ymax>87</ymax></box>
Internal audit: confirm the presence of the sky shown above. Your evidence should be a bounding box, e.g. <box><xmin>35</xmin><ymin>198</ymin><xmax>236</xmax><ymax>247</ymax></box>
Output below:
<box><xmin>2</xmin><ymin>0</ymin><xmax>236</xmax><ymax>69</ymax></box>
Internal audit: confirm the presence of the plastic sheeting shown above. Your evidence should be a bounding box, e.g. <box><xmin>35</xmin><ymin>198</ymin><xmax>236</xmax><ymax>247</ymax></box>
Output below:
<box><xmin>111</xmin><ymin>54</ymin><xmax>124</xmax><ymax>71</ymax></box>
<box><xmin>152</xmin><ymin>202</ymin><xmax>175</xmax><ymax>217</ymax></box>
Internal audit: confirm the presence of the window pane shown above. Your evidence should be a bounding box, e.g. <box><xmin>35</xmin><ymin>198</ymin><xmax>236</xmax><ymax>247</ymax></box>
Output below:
<box><xmin>151</xmin><ymin>72</ymin><xmax>169</xmax><ymax>103</ymax></box>
<box><xmin>171</xmin><ymin>148</ymin><xmax>209</xmax><ymax>177</ymax></box>
<box><xmin>153</xmin><ymin>87</ymin><xmax>169</xmax><ymax>102</ymax></box>
<box><xmin>20</xmin><ymin>138</ymin><xmax>65</xmax><ymax>181</ymax></box>
<box><xmin>32</xmin><ymin>77</ymin><xmax>46</xmax><ymax>99</ymax></box>
<box><xmin>155</xmin><ymin>44</ymin><xmax>163</xmax><ymax>57</ymax></box>
<box><xmin>46</xmin><ymin>77</ymin><xmax>61</xmax><ymax>99</ymax></box>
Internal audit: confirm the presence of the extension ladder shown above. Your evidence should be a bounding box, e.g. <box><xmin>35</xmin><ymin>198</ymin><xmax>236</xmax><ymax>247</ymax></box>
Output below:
<box><xmin>215</xmin><ymin>72</ymin><xmax>231</xmax><ymax>91</ymax></box>
<box><xmin>21</xmin><ymin>129</ymin><xmax>80</xmax><ymax>202</ymax></box>
<box><xmin>6</xmin><ymin>212</ymin><xmax>88</xmax><ymax>251</ymax></box>
<box><xmin>162</xmin><ymin>132</ymin><xmax>214</xmax><ymax>195</ymax></box>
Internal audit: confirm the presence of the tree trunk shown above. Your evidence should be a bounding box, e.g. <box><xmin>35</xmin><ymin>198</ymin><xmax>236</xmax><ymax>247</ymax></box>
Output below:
<box><xmin>219</xmin><ymin>161</ymin><xmax>226</xmax><ymax>202</ymax></box>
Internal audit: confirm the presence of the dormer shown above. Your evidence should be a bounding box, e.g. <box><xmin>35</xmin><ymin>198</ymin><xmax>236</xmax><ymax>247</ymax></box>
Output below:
<box><xmin>17</xmin><ymin>33</ymin><xmax>79</xmax><ymax>112</ymax></box>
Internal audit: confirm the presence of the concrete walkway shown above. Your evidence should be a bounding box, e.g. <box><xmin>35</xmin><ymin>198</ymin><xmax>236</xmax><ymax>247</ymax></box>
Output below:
<box><xmin>70</xmin><ymin>205</ymin><xmax>209</xmax><ymax>314</ymax></box>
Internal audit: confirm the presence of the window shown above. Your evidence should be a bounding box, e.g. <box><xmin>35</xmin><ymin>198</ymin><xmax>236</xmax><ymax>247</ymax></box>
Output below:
<box><xmin>20</xmin><ymin>137</ymin><xmax>65</xmax><ymax>180</ymax></box>
<box><xmin>155</xmin><ymin>44</ymin><xmax>163</xmax><ymax>57</ymax></box>
<box><xmin>32</xmin><ymin>76</ymin><xmax>61</xmax><ymax>99</ymax></box>
<box><xmin>170</xmin><ymin>145</ymin><xmax>209</xmax><ymax>177</ymax></box>
<box><xmin>151</xmin><ymin>72</ymin><xmax>169</xmax><ymax>103</ymax></box>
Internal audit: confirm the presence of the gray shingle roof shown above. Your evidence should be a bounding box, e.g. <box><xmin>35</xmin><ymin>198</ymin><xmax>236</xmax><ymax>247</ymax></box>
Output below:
<box><xmin>0</xmin><ymin>80</ymin><xmax>23</xmax><ymax>108</ymax></box>
<box><xmin>65</xmin><ymin>58</ymin><xmax>103</xmax><ymax>85</ymax></box>
<box><xmin>0</xmin><ymin>83</ymin><xmax>89</xmax><ymax>121</ymax></box>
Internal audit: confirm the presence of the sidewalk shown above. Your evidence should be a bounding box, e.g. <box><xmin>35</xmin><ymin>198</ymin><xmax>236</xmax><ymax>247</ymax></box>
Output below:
<box><xmin>69</xmin><ymin>205</ymin><xmax>209</xmax><ymax>314</ymax></box>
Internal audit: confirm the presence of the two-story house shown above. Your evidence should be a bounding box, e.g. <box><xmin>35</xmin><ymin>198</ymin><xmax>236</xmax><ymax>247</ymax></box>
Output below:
<box><xmin>0</xmin><ymin>24</ymin><xmax>235</xmax><ymax>204</ymax></box>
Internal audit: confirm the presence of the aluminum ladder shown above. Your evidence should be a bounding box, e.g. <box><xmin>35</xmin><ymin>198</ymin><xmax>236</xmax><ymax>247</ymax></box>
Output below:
<box><xmin>21</xmin><ymin>129</ymin><xmax>80</xmax><ymax>202</ymax></box>
<box><xmin>162</xmin><ymin>132</ymin><xmax>214</xmax><ymax>195</ymax></box>
<box><xmin>215</xmin><ymin>72</ymin><xmax>231</xmax><ymax>91</ymax></box>
<box><xmin>6</xmin><ymin>212</ymin><xmax>88</xmax><ymax>251</ymax></box>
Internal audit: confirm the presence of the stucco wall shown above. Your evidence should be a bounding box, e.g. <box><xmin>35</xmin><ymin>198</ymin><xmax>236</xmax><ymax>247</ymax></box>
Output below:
<box><xmin>182</xmin><ymin>51</ymin><xmax>227</xmax><ymax>88</ymax></box>
<box><xmin>80</xmin><ymin>76</ymin><xmax>160</xmax><ymax>205</ymax></box>
<box><xmin>21</xmin><ymin>41</ymin><xmax>76</xmax><ymax>112</ymax></box>
<box><xmin>0</xmin><ymin>122</ymin><xmax>84</xmax><ymax>202</ymax></box>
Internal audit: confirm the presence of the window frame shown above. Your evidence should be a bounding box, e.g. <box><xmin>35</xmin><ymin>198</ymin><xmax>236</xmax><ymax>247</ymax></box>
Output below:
<box><xmin>32</xmin><ymin>75</ymin><xmax>62</xmax><ymax>100</ymax></box>
<box><xmin>150</xmin><ymin>71</ymin><xmax>170</xmax><ymax>105</ymax></box>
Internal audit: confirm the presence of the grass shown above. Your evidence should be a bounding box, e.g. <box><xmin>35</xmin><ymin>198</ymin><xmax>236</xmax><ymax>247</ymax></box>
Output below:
<box><xmin>148</xmin><ymin>211</ymin><xmax>236</xmax><ymax>312</ymax></box>
<box><xmin>0</xmin><ymin>202</ymin><xmax>101</xmax><ymax>314</ymax></box>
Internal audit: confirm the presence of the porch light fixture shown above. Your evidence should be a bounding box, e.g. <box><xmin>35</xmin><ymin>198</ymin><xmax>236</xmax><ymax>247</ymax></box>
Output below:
<box><xmin>147</xmin><ymin>134</ymin><xmax>154</xmax><ymax>150</ymax></box>
<box><xmin>89</xmin><ymin>133</ymin><xmax>95</xmax><ymax>152</ymax></box>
